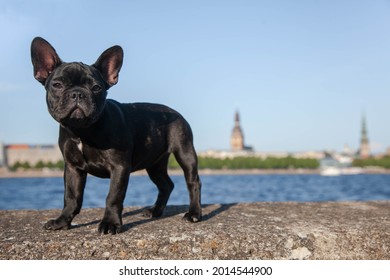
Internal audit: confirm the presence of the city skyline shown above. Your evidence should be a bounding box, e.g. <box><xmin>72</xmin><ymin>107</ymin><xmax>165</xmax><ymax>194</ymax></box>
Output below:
<box><xmin>1</xmin><ymin>1</ymin><xmax>390</xmax><ymax>153</ymax></box>
<box><xmin>0</xmin><ymin>111</ymin><xmax>378</xmax><ymax>171</ymax></box>
<box><xmin>0</xmin><ymin>110</ymin><xmax>381</xmax><ymax>156</ymax></box>
<box><xmin>225</xmin><ymin>110</ymin><xmax>377</xmax><ymax>155</ymax></box>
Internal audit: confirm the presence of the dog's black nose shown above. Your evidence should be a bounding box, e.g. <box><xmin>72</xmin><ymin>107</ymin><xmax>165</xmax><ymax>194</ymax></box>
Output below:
<box><xmin>71</xmin><ymin>92</ymin><xmax>85</xmax><ymax>100</ymax></box>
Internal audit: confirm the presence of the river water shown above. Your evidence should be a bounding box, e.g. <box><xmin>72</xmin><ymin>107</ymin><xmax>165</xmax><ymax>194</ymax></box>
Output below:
<box><xmin>0</xmin><ymin>174</ymin><xmax>389</xmax><ymax>210</ymax></box>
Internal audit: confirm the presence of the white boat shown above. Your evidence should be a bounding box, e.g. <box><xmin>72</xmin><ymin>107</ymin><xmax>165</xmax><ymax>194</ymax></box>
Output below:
<box><xmin>319</xmin><ymin>155</ymin><xmax>362</xmax><ymax>176</ymax></box>
<box><xmin>320</xmin><ymin>166</ymin><xmax>363</xmax><ymax>176</ymax></box>
<box><xmin>320</xmin><ymin>166</ymin><xmax>341</xmax><ymax>176</ymax></box>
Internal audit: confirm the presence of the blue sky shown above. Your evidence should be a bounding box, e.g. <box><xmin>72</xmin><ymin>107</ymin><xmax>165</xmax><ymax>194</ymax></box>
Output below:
<box><xmin>1</xmin><ymin>0</ymin><xmax>390</xmax><ymax>153</ymax></box>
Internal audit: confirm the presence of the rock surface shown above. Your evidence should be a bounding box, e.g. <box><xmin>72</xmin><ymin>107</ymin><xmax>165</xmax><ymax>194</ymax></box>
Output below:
<box><xmin>1</xmin><ymin>202</ymin><xmax>389</xmax><ymax>260</ymax></box>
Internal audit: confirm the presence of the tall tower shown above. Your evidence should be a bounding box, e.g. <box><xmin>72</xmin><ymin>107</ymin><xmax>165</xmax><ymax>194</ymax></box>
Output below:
<box><xmin>0</xmin><ymin>141</ymin><xmax>5</xmax><ymax>167</ymax></box>
<box><xmin>359</xmin><ymin>114</ymin><xmax>370</xmax><ymax>159</ymax></box>
<box><xmin>230</xmin><ymin>111</ymin><xmax>244</xmax><ymax>151</ymax></box>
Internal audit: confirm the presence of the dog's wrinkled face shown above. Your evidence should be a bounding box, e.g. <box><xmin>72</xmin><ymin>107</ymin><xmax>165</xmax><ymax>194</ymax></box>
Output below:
<box><xmin>44</xmin><ymin>62</ymin><xmax>107</xmax><ymax>127</ymax></box>
<box><xmin>31</xmin><ymin>37</ymin><xmax>123</xmax><ymax>128</ymax></box>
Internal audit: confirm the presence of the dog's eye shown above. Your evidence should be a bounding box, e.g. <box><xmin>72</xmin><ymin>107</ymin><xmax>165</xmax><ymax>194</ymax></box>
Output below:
<box><xmin>52</xmin><ymin>82</ymin><xmax>63</xmax><ymax>89</ymax></box>
<box><xmin>92</xmin><ymin>85</ymin><xmax>102</xmax><ymax>92</ymax></box>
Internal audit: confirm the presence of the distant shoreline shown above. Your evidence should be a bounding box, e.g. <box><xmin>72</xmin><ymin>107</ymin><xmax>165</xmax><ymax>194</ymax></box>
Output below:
<box><xmin>1</xmin><ymin>167</ymin><xmax>390</xmax><ymax>178</ymax></box>
<box><xmin>0</xmin><ymin>168</ymin><xmax>317</xmax><ymax>178</ymax></box>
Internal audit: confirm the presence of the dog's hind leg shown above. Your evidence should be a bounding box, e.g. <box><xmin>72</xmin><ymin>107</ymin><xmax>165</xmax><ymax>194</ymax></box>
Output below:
<box><xmin>174</xmin><ymin>143</ymin><xmax>202</xmax><ymax>222</ymax></box>
<box><xmin>144</xmin><ymin>154</ymin><xmax>174</xmax><ymax>218</ymax></box>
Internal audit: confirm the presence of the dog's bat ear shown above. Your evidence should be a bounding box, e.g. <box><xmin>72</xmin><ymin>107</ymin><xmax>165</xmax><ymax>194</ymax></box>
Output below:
<box><xmin>93</xmin><ymin>46</ymin><xmax>123</xmax><ymax>88</ymax></box>
<box><xmin>31</xmin><ymin>37</ymin><xmax>62</xmax><ymax>85</ymax></box>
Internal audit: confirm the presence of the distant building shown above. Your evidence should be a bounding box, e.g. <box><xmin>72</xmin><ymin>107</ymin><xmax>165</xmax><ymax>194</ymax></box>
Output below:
<box><xmin>230</xmin><ymin>111</ymin><xmax>253</xmax><ymax>152</ymax></box>
<box><xmin>5</xmin><ymin>144</ymin><xmax>62</xmax><ymax>167</ymax></box>
<box><xmin>201</xmin><ymin>108</ymin><xmax>325</xmax><ymax>160</ymax></box>
<box><xmin>230</xmin><ymin>111</ymin><xmax>244</xmax><ymax>151</ymax></box>
<box><xmin>358</xmin><ymin>114</ymin><xmax>370</xmax><ymax>159</ymax></box>
<box><xmin>0</xmin><ymin>141</ymin><xmax>5</xmax><ymax>167</ymax></box>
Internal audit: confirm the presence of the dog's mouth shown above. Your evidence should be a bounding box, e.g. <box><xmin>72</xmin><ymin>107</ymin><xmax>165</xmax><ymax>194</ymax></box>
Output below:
<box><xmin>57</xmin><ymin>104</ymin><xmax>100</xmax><ymax>128</ymax></box>
<box><xmin>69</xmin><ymin>106</ymin><xmax>86</xmax><ymax>119</ymax></box>
<box><xmin>50</xmin><ymin>98</ymin><xmax>104</xmax><ymax>128</ymax></box>
<box><xmin>59</xmin><ymin>105</ymin><xmax>89</xmax><ymax>126</ymax></box>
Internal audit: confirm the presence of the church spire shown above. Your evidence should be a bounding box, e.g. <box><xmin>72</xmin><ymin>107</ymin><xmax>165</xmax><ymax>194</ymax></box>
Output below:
<box><xmin>359</xmin><ymin>114</ymin><xmax>370</xmax><ymax>159</ymax></box>
<box><xmin>361</xmin><ymin>115</ymin><xmax>368</xmax><ymax>140</ymax></box>
<box><xmin>230</xmin><ymin>110</ymin><xmax>244</xmax><ymax>151</ymax></box>
<box><xmin>235</xmin><ymin>111</ymin><xmax>240</xmax><ymax>123</ymax></box>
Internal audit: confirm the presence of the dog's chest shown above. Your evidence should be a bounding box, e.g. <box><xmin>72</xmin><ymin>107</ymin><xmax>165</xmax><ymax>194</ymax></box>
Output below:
<box><xmin>71</xmin><ymin>140</ymin><xmax>110</xmax><ymax>178</ymax></box>
<box><xmin>71</xmin><ymin>138</ymin><xmax>85</xmax><ymax>156</ymax></box>
<box><xmin>77</xmin><ymin>140</ymin><xmax>83</xmax><ymax>153</ymax></box>
<box><xmin>74</xmin><ymin>139</ymin><xmax>95</xmax><ymax>160</ymax></box>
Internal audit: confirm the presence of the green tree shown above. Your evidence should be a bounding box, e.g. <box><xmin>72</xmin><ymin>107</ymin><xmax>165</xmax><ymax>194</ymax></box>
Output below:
<box><xmin>55</xmin><ymin>160</ymin><xmax>65</xmax><ymax>170</ymax></box>
<box><xmin>34</xmin><ymin>160</ymin><xmax>45</xmax><ymax>169</ymax></box>
<box><xmin>353</xmin><ymin>156</ymin><xmax>390</xmax><ymax>169</ymax></box>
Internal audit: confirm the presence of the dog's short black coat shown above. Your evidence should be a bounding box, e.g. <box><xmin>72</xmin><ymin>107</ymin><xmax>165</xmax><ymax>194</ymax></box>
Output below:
<box><xmin>30</xmin><ymin>37</ymin><xmax>202</xmax><ymax>234</ymax></box>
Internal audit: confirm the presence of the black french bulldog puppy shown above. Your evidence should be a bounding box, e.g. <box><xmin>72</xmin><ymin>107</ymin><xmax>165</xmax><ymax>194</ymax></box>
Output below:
<box><xmin>30</xmin><ymin>37</ymin><xmax>202</xmax><ymax>234</ymax></box>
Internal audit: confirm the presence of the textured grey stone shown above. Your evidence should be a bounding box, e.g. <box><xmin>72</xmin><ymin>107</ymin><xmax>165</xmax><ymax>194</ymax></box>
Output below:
<box><xmin>0</xmin><ymin>202</ymin><xmax>389</xmax><ymax>260</ymax></box>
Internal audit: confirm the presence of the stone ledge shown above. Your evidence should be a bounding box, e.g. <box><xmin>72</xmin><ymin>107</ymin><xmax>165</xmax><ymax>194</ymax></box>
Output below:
<box><xmin>1</xmin><ymin>202</ymin><xmax>389</xmax><ymax>260</ymax></box>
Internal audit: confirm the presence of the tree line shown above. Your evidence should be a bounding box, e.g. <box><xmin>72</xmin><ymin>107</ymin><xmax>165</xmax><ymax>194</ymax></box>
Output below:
<box><xmin>352</xmin><ymin>156</ymin><xmax>390</xmax><ymax>169</ymax></box>
<box><xmin>10</xmin><ymin>160</ymin><xmax>64</xmax><ymax>171</ymax></box>
<box><xmin>11</xmin><ymin>156</ymin><xmax>320</xmax><ymax>171</ymax></box>
<box><xmin>10</xmin><ymin>155</ymin><xmax>390</xmax><ymax>171</ymax></box>
<box><xmin>169</xmin><ymin>155</ymin><xmax>320</xmax><ymax>170</ymax></box>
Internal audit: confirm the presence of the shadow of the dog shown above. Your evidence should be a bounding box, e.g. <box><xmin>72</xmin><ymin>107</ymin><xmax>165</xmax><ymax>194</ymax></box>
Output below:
<box><xmin>70</xmin><ymin>204</ymin><xmax>236</xmax><ymax>233</ymax></box>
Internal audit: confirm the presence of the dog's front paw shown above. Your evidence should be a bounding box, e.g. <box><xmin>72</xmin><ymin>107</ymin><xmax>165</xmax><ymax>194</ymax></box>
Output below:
<box><xmin>44</xmin><ymin>218</ymin><xmax>71</xmax><ymax>230</ymax></box>
<box><xmin>98</xmin><ymin>220</ymin><xmax>122</xmax><ymax>235</ymax></box>
<box><xmin>183</xmin><ymin>211</ymin><xmax>202</xmax><ymax>223</ymax></box>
